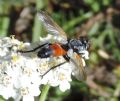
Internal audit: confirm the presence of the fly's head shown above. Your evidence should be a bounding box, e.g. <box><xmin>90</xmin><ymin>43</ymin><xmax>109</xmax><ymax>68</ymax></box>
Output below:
<box><xmin>69</xmin><ymin>37</ymin><xmax>89</xmax><ymax>59</ymax></box>
<box><xmin>79</xmin><ymin>37</ymin><xmax>89</xmax><ymax>50</ymax></box>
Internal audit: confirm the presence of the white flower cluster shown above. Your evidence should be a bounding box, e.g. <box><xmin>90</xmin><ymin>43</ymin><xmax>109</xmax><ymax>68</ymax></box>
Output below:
<box><xmin>0</xmin><ymin>36</ymin><xmax>89</xmax><ymax>101</ymax></box>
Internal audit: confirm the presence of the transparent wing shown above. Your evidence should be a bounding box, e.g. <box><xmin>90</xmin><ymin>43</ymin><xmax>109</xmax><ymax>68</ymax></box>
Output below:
<box><xmin>70</xmin><ymin>52</ymin><xmax>86</xmax><ymax>81</ymax></box>
<box><xmin>37</xmin><ymin>11</ymin><xmax>67</xmax><ymax>42</ymax></box>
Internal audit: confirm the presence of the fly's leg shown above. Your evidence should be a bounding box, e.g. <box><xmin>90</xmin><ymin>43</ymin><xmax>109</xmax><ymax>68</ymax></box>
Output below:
<box><xmin>41</xmin><ymin>55</ymin><xmax>70</xmax><ymax>78</ymax></box>
<box><xmin>63</xmin><ymin>55</ymin><xmax>70</xmax><ymax>62</ymax></box>
<box><xmin>41</xmin><ymin>61</ymin><xmax>67</xmax><ymax>78</ymax></box>
<box><xmin>18</xmin><ymin>43</ymin><xmax>49</xmax><ymax>53</ymax></box>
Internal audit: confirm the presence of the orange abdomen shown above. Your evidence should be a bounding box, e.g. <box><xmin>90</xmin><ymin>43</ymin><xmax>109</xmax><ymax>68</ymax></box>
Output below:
<box><xmin>50</xmin><ymin>44</ymin><xmax>67</xmax><ymax>56</ymax></box>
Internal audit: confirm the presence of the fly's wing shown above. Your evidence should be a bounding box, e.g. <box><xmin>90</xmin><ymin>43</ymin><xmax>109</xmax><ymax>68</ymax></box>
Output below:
<box><xmin>70</xmin><ymin>52</ymin><xmax>87</xmax><ymax>81</ymax></box>
<box><xmin>37</xmin><ymin>11</ymin><xmax>67</xmax><ymax>43</ymax></box>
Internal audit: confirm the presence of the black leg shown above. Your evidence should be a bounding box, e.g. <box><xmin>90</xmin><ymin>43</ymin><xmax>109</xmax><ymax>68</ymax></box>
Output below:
<box><xmin>18</xmin><ymin>43</ymin><xmax>49</xmax><ymax>53</ymax></box>
<box><xmin>41</xmin><ymin>61</ymin><xmax>67</xmax><ymax>77</ymax></box>
<box><xmin>63</xmin><ymin>55</ymin><xmax>70</xmax><ymax>62</ymax></box>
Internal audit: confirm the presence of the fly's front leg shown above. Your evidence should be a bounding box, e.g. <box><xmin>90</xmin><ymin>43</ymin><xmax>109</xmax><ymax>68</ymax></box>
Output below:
<box><xmin>63</xmin><ymin>55</ymin><xmax>70</xmax><ymax>62</ymax></box>
<box><xmin>18</xmin><ymin>43</ymin><xmax>49</xmax><ymax>53</ymax></box>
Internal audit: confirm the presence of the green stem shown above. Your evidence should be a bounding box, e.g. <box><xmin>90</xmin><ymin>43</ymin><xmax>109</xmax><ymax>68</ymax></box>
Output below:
<box><xmin>39</xmin><ymin>84</ymin><xmax>50</xmax><ymax>101</ymax></box>
<box><xmin>32</xmin><ymin>0</ymin><xmax>47</xmax><ymax>42</ymax></box>
<box><xmin>0</xmin><ymin>16</ymin><xmax>10</xmax><ymax>37</ymax></box>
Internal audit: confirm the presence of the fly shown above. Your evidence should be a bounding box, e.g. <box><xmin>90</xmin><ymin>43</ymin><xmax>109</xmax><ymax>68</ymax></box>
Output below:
<box><xmin>18</xmin><ymin>11</ymin><xmax>89</xmax><ymax>81</ymax></box>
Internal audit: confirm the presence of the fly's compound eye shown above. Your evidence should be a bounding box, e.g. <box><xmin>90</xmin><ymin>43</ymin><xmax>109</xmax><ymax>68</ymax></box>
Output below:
<box><xmin>79</xmin><ymin>36</ymin><xmax>90</xmax><ymax>49</ymax></box>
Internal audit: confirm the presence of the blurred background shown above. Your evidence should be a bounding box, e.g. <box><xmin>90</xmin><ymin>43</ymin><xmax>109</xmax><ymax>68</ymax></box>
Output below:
<box><xmin>0</xmin><ymin>0</ymin><xmax>120</xmax><ymax>101</ymax></box>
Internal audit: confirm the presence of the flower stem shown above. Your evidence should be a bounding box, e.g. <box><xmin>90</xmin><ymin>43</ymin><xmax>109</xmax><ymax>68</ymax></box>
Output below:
<box><xmin>39</xmin><ymin>84</ymin><xmax>50</xmax><ymax>101</ymax></box>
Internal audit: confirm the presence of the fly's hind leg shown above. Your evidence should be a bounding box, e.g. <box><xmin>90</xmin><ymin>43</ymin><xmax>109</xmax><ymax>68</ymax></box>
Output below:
<box><xmin>18</xmin><ymin>43</ymin><xmax>49</xmax><ymax>53</ymax></box>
